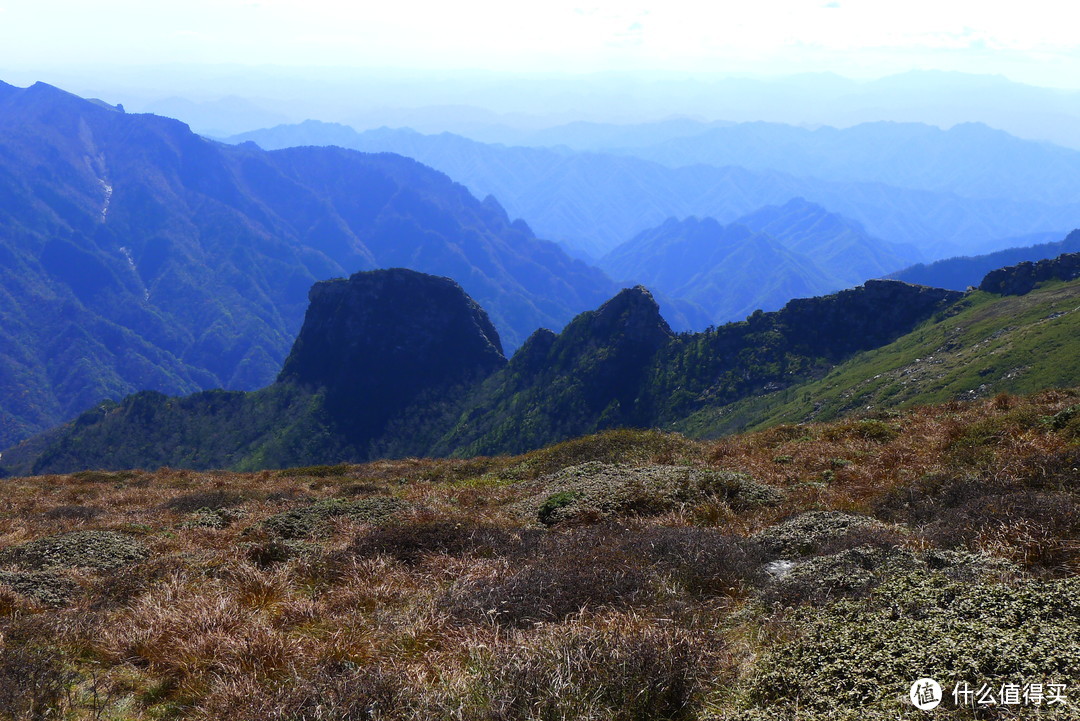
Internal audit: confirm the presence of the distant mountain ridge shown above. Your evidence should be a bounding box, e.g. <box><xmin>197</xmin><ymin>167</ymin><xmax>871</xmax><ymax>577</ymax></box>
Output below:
<box><xmin>734</xmin><ymin>198</ymin><xmax>916</xmax><ymax>282</ymax></box>
<box><xmin>599</xmin><ymin>200</ymin><xmax>915</xmax><ymax>323</ymax></box>
<box><xmin>228</xmin><ymin>120</ymin><xmax>1080</xmax><ymax>260</ymax></box>
<box><xmin>600</xmin><ymin>217</ymin><xmax>836</xmax><ymax>324</ymax></box>
<box><xmin>0</xmin><ymin>80</ymin><xmax>623</xmax><ymax>448</ymax></box>
<box><xmin>889</xmin><ymin>230</ymin><xmax>1080</xmax><ymax>290</ymax></box>
<box><xmin>615</xmin><ymin>120</ymin><xmax>1080</xmax><ymax>208</ymax></box>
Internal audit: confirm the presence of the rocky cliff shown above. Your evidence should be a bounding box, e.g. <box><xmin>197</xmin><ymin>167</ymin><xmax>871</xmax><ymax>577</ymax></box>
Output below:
<box><xmin>3</xmin><ymin>269</ymin><xmax>508</xmax><ymax>473</ymax></box>
<box><xmin>979</xmin><ymin>250</ymin><xmax>1080</xmax><ymax>296</ymax></box>
<box><xmin>279</xmin><ymin>268</ymin><xmax>505</xmax><ymax>442</ymax></box>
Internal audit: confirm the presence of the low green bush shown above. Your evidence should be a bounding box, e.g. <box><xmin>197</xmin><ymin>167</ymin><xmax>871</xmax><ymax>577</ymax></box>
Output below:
<box><xmin>743</xmin><ymin>574</ymin><xmax>1080</xmax><ymax>718</ymax></box>
<box><xmin>259</xmin><ymin>496</ymin><xmax>406</xmax><ymax>539</ymax></box>
<box><xmin>525</xmin><ymin>462</ymin><xmax>781</xmax><ymax>526</ymax></box>
<box><xmin>0</xmin><ymin>530</ymin><xmax>148</xmax><ymax>571</ymax></box>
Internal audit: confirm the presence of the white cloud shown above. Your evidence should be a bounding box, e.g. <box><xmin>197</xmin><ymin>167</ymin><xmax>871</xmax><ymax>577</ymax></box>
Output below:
<box><xmin>1</xmin><ymin>0</ymin><xmax>1078</xmax><ymax>88</ymax></box>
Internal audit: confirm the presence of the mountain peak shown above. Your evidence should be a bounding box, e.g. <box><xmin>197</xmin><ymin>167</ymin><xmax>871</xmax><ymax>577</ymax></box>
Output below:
<box><xmin>278</xmin><ymin>268</ymin><xmax>506</xmax><ymax>440</ymax></box>
<box><xmin>591</xmin><ymin>285</ymin><xmax>673</xmax><ymax>344</ymax></box>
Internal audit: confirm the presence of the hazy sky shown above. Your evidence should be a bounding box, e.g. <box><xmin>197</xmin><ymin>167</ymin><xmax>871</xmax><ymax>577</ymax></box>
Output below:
<box><xmin>1</xmin><ymin>0</ymin><xmax>1077</xmax><ymax>88</ymax></box>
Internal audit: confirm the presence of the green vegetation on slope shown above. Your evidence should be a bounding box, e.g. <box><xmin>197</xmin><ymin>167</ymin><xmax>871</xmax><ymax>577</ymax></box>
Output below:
<box><xmin>682</xmin><ymin>277</ymin><xmax>1080</xmax><ymax>437</ymax></box>
<box><xmin>436</xmin><ymin>280</ymin><xmax>960</xmax><ymax>459</ymax></box>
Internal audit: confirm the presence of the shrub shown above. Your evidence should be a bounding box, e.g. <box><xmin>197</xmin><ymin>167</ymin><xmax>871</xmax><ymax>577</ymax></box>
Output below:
<box><xmin>537</xmin><ymin>491</ymin><xmax>580</xmax><ymax>525</ymax></box>
<box><xmin>69</xmin><ymin>469</ymin><xmax>142</xmax><ymax>484</ymax></box>
<box><xmin>0</xmin><ymin>645</ymin><xmax>75</xmax><ymax>720</ymax></box>
<box><xmin>759</xmin><ymin>546</ymin><xmax>1015</xmax><ymax>608</ymax></box>
<box><xmin>507</xmin><ymin>429</ymin><xmax>701</xmax><ymax>480</ymax></box>
<box><xmin>745</xmin><ymin>574</ymin><xmax>1080</xmax><ymax>717</ymax></box>
<box><xmin>275</xmin><ymin>463</ymin><xmax>352</xmax><ymax>478</ymax></box>
<box><xmin>446</xmin><ymin>525</ymin><xmax>764</xmax><ymax>623</ymax></box>
<box><xmin>756</xmin><ymin>424</ymin><xmax>812</xmax><ymax>447</ymax></box>
<box><xmin>874</xmin><ymin>472</ymin><xmax>1080</xmax><ymax>575</ymax></box>
<box><xmin>259</xmin><ymin>497</ymin><xmax>406</xmax><ymax>539</ymax></box>
<box><xmin>753</xmin><ymin>511</ymin><xmax>891</xmax><ymax>558</ymax></box>
<box><xmin>1023</xmin><ymin>446</ymin><xmax>1080</xmax><ymax>489</ymax></box>
<box><xmin>40</xmin><ymin>504</ymin><xmax>103</xmax><ymax>520</ymax></box>
<box><xmin>525</xmin><ymin>462</ymin><xmax>780</xmax><ymax>526</ymax></box>
<box><xmin>183</xmin><ymin>507</ymin><xmax>245</xmax><ymax>529</ymax></box>
<box><xmin>764</xmin><ymin>546</ymin><xmax>893</xmax><ymax>606</ymax></box>
<box><xmin>198</xmin><ymin>660</ymin><xmax>411</xmax><ymax>720</ymax></box>
<box><xmin>1044</xmin><ymin>404</ymin><xmax>1080</xmax><ymax>438</ymax></box>
<box><xmin>444</xmin><ymin>527</ymin><xmax>652</xmax><ymax>627</ymax></box>
<box><xmin>245</xmin><ymin>537</ymin><xmax>312</xmax><ymax>567</ymax></box>
<box><xmin>90</xmin><ymin>555</ymin><xmax>189</xmax><ymax>608</ymax></box>
<box><xmin>0</xmin><ymin>570</ymin><xmax>79</xmax><ymax>607</ymax></box>
<box><xmin>622</xmin><ymin>526</ymin><xmax>765</xmax><ymax>598</ymax></box>
<box><xmin>350</xmin><ymin>519</ymin><xmax>517</xmax><ymax>565</ymax></box>
<box><xmin>163</xmin><ymin>490</ymin><xmax>246</xmax><ymax>512</ymax></box>
<box><xmin>924</xmin><ymin>489</ymin><xmax>1080</xmax><ymax>574</ymax></box>
<box><xmin>821</xmin><ymin>419</ymin><xmax>900</xmax><ymax>443</ymax></box>
<box><xmin>0</xmin><ymin>530</ymin><xmax>148</xmax><ymax>571</ymax></box>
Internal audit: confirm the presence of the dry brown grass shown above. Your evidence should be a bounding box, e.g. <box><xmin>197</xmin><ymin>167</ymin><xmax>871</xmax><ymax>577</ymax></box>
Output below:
<box><xmin>0</xmin><ymin>390</ymin><xmax>1077</xmax><ymax>718</ymax></box>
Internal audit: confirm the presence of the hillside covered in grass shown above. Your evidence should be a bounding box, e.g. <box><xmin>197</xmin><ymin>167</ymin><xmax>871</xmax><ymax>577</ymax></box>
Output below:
<box><xmin>1</xmin><ymin>389</ymin><xmax>1077</xmax><ymax>719</ymax></box>
<box><xmin>683</xmin><ymin>268</ymin><xmax>1080</xmax><ymax>437</ymax></box>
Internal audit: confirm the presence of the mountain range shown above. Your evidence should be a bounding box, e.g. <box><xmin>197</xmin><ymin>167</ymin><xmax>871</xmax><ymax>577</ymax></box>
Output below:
<box><xmin>11</xmin><ymin>250</ymin><xmax>1080</xmax><ymax>476</ymax></box>
<box><xmin>605</xmin><ymin>120</ymin><xmax>1080</xmax><ymax>208</ymax></box>
<box><xmin>227</xmin><ymin>120</ymin><xmax>1078</xmax><ymax>260</ymax></box>
<box><xmin>4</xmin><ymin>78</ymin><xmax>1080</xmax><ymax>459</ymax></box>
<box><xmin>600</xmin><ymin>200</ymin><xmax>914</xmax><ymax>323</ymax></box>
<box><xmin>2</xmin><ymin>265</ymin><xmax>969</xmax><ymax>475</ymax></box>
<box><xmin>0</xmin><ymin>80</ymin><xmax>625</xmax><ymax>448</ymax></box>
<box><xmin>67</xmin><ymin>67</ymin><xmax>1080</xmax><ymax>149</ymax></box>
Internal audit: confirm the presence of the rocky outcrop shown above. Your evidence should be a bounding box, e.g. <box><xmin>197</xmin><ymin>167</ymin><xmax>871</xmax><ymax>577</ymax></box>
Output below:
<box><xmin>778</xmin><ymin>279</ymin><xmax>964</xmax><ymax>357</ymax></box>
<box><xmin>279</xmin><ymin>268</ymin><xmax>506</xmax><ymax>440</ymax></box>
<box><xmin>979</xmin><ymin>250</ymin><xmax>1080</xmax><ymax>296</ymax></box>
<box><xmin>588</xmin><ymin>286</ymin><xmax>675</xmax><ymax>346</ymax></box>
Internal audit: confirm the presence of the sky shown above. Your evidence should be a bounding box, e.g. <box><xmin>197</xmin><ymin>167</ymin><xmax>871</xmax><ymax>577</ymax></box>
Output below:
<box><xmin>1</xmin><ymin>0</ymin><xmax>1078</xmax><ymax>89</ymax></box>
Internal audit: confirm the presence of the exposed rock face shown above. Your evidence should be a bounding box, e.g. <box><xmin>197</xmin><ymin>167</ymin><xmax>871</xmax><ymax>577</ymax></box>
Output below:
<box><xmin>777</xmin><ymin>280</ymin><xmax>963</xmax><ymax>357</ymax></box>
<box><xmin>278</xmin><ymin>268</ymin><xmax>506</xmax><ymax>439</ymax></box>
<box><xmin>588</xmin><ymin>285</ymin><xmax>675</xmax><ymax>349</ymax></box>
<box><xmin>979</xmin><ymin>250</ymin><xmax>1080</xmax><ymax>296</ymax></box>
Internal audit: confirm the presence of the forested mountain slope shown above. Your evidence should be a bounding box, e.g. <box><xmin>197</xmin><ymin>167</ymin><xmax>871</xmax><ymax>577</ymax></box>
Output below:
<box><xmin>0</xmin><ymin>81</ymin><xmax>619</xmax><ymax>448</ymax></box>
